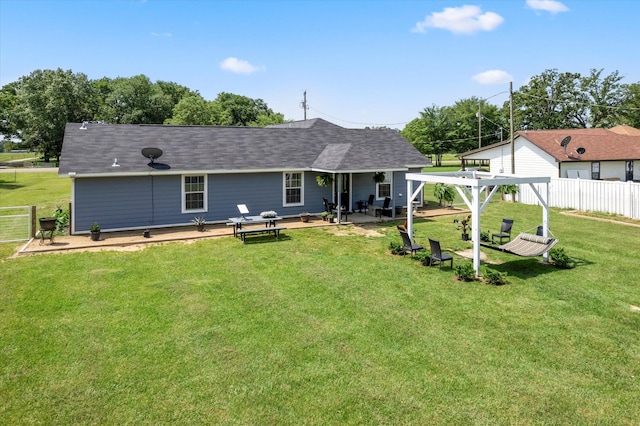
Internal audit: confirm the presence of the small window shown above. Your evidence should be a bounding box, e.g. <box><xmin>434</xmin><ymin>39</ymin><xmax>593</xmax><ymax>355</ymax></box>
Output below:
<box><xmin>377</xmin><ymin>174</ymin><xmax>391</xmax><ymax>199</ymax></box>
<box><xmin>182</xmin><ymin>175</ymin><xmax>207</xmax><ymax>213</ymax></box>
<box><xmin>284</xmin><ymin>172</ymin><xmax>303</xmax><ymax>206</ymax></box>
<box><xmin>591</xmin><ymin>162</ymin><xmax>600</xmax><ymax>180</ymax></box>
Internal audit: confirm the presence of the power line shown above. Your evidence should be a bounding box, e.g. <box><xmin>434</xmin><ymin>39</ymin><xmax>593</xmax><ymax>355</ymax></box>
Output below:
<box><xmin>307</xmin><ymin>106</ymin><xmax>411</xmax><ymax>128</ymax></box>
<box><xmin>518</xmin><ymin>92</ymin><xmax>640</xmax><ymax>111</ymax></box>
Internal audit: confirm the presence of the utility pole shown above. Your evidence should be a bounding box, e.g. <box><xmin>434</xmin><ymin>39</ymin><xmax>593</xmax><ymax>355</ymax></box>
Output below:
<box><xmin>477</xmin><ymin>103</ymin><xmax>482</xmax><ymax>149</ymax></box>
<box><xmin>300</xmin><ymin>91</ymin><xmax>308</xmax><ymax>120</ymax></box>
<box><xmin>510</xmin><ymin>81</ymin><xmax>515</xmax><ymax>174</ymax></box>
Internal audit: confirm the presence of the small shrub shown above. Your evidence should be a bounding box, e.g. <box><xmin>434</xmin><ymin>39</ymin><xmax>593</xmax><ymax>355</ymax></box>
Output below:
<box><xmin>389</xmin><ymin>241</ymin><xmax>406</xmax><ymax>256</ymax></box>
<box><xmin>480</xmin><ymin>230</ymin><xmax>491</xmax><ymax>242</ymax></box>
<box><xmin>54</xmin><ymin>205</ymin><xmax>69</xmax><ymax>232</ymax></box>
<box><xmin>483</xmin><ymin>267</ymin><xmax>508</xmax><ymax>285</ymax></box>
<box><xmin>549</xmin><ymin>247</ymin><xmax>575</xmax><ymax>269</ymax></box>
<box><xmin>413</xmin><ymin>250</ymin><xmax>431</xmax><ymax>265</ymax></box>
<box><xmin>455</xmin><ymin>261</ymin><xmax>476</xmax><ymax>281</ymax></box>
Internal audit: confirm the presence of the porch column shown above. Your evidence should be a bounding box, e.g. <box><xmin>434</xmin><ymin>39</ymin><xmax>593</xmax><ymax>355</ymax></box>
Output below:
<box><xmin>336</xmin><ymin>173</ymin><xmax>342</xmax><ymax>223</ymax></box>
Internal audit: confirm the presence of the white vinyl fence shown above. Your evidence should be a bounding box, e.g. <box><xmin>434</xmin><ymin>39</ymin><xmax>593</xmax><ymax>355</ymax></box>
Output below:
<box><xmin>519</xmin><ymin>178</ymin><xmax>640</xmax><ymax>220</ymax></box>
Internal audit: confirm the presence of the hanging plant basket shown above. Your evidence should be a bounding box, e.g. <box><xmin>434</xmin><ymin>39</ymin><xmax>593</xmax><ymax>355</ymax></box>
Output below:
<box><xmin>316</xmin><ymin>173</ymin><xmax>334</xmax><ymax>187</ymax></box>
<box><xmin>373</xmin><ymin>172</ymin><xmax>386</xmax><ymax>183</ymax></box>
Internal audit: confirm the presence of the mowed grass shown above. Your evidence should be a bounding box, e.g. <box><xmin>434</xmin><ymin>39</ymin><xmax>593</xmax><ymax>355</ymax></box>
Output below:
<box><xmin>1</xmin><ymin>174</ymin><xmax>640</xmax><ymax>424</ymax></box>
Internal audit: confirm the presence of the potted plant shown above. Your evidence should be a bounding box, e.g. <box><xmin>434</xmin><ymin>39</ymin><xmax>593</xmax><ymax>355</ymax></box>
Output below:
<box><xmin>499</xmin><ymin>184</ymin><xmax>519</xmax><ymax>202</ymax></box>
<box><xmin>320</xmin><ymin>211</ymin><xmax>329</xmax><ymax>221</ymax></box>
<box><xmin>192</xmin><ymin>216</ymin><xmax>206</xmax><ymax>232</ymax></box>
<box><xmin>327</xmin><ymin>213</ymin><xmax>335</xmax><ymax>223</ymax></box>
<box><xmin>373</xmin><ymin>171</ymin><xmax>386</xmax><ymax>183</ymax></box>
<box><xmin>89</xmin><ymin>222</ymin><xmax>100</xmax><ymax>241</ymax></box>
<box><xmin>454</xmin><ymin>215</ymin><xmax>471</xmax><ymax>241</ymax></box>
<box><xmin>316</xmin><ymin>173</ymin><xmax>334</xmax><ymax>187</ymax></box>
<box><xmin>300</xmin><ymin>212</ymin><xmax>310</xmax><ymax>223</ymax></box>
<box><xmin>434</xmin><ymin>183</ymin><xmax>456</xmax><ymax>207</ymax></box>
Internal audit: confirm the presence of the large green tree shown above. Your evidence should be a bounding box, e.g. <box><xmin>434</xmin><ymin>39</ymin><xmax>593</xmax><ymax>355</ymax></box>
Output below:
<box><xmin>511</xmin><ymin>68</ymin><xmax>627</xmax><ymax>130</ymax></box>
<box><xmin>96</xmin><ymin>74</ymin><xmax>173</xmax><ymax>124</ymax></box>
<box><xmin>0</xmin><ymin>81</ymin><xmax>19</xmax><ymax>143</ymax></box>
<box><xmin>12</xmin><ymin>69</ymin><xmax>94</xmax><ymax>161</ymax></box>
<box><xmin>213</xmin><ymin>92</ymin><xmax>283</xmax><ymax>126</ymax></box>
<box><xmin>621</xmin><ymin>82</ymin><xmax>640</xmax><ymax>128</ymax></box>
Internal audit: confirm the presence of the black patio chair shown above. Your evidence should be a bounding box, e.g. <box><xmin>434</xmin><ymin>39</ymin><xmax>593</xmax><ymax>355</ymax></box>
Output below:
<box><xmin>428</xmin><ymin>238</ymin><xmax>453</xmax><ymax>270</ymax></box>
<box><xmin>399</xmin><ymin>230</ymin><xmax>424</xmax><ymax>256</ymax></box>
<box><xmin>323</xmin><ymin>197</ymin><xmax>336</xmax><ymax>214</ymax></box>
<box><xmin>492</xmin><ymin>218</ymin><xmax>514</xmax><ymax>244</ymax></box>
<box><xmin>376</xmin><ymin>196</ymin><xmax>392</xmax><ymax>217</ymax></box>
<box><xmin>323</xmin><ymin>197</ymin><xmax>348</xmax><ymax>221</ymax></box>
<box><xmin>362</xmin><ymin>194</ymin><xmax>375</xmax><ymax>215</ymax></box>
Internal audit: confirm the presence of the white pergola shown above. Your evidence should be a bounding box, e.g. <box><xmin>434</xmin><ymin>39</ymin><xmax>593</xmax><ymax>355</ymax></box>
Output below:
<box><xmin>404</xmin><ymin>171</ymin><xmax>552</xmax><ymax>276</ymax></box>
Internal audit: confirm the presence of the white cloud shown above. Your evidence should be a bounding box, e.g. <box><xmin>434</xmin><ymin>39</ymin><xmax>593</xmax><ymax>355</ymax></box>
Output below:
<box><xmin>150</xmin><ymin>32</ymin><xmax>173</xmax><ymax>37</ymax></box>
<box><xmin>220</xmin><ymin>57</ymin><xmax>264</xmax><ymax>75</ymax></box>
<box><xmin>412</xmin><ymin>5</ymin><xmax>504</xmax><ymax>34</ymax></box>
<box><xmin>526</xmin><ymin>0</ymin><xmax>569</xmax><ymax>14</ymax></box>
<box><xmin>472</xmin><ymin>70</ymin><xmax>513</xmax><ymax>85</ymax></box>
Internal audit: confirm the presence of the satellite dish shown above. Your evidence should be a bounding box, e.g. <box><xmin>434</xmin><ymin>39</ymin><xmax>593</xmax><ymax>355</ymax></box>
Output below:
<box><xmin>560</xmin><ymin>136</ymin><xmax>571</xmax><ymax>148</ymax></box>
<box><xmin>141</xmin><ymin>147</ymin><xmax>163</xmax><ymax>164</ymax></box>
<box><xmin>576</xmin><ymin>147</ymin><xmax>586</xmax><ymax>155</ymax></box>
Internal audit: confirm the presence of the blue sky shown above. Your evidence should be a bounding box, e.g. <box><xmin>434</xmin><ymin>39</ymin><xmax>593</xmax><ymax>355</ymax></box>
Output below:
<box><xmin>1</xmin><ymin>0</ymin><xmax>639</xmax><ymax>128</ymax></box>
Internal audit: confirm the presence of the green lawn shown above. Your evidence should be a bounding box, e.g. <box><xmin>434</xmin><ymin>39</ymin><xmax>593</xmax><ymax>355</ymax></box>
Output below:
<box><xmin>1</xmin><ymin>174</ymin><xmax>639</xmax><ymax>424</ymax></box>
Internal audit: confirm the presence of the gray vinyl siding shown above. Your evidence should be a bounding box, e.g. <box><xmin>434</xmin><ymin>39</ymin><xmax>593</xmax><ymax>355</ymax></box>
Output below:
<box><xmin>74</xmin><ymin>177</ymin><xmax>152</xmax><ymax>232</ymax></box>
<box><xmin>73</xmin><ymin>171</ymin><xmax>336</xmax><ymax>232</ymax></box>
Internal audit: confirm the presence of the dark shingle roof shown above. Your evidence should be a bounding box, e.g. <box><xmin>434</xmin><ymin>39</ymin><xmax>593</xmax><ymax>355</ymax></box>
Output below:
<box><xmin>59</xmin><ymin>120</ymin><xmax>428</xmax><ymax>175</ymax></box>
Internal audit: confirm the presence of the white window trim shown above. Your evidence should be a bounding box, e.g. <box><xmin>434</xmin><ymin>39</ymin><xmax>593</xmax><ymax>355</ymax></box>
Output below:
<box><xmin>283</xmin><ymin>171</ymin><xmax>304</xmax><ymax>207</ymax></box>
<box><xmin>376</xmin><ymin>173</ymin><xmax>392</xmax><ymax>200</ymax></box>
<box><xmin>181</xmin><ymin>174</ymin><xmax>208</xmax><ymax>214</ymax></box>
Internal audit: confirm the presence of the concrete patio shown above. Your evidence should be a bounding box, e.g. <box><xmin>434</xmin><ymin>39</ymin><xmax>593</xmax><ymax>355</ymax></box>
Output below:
<box><xmin>18</xmin><ymin>207</ymin><xmax>467</xmax><ymax>255</ymax></box>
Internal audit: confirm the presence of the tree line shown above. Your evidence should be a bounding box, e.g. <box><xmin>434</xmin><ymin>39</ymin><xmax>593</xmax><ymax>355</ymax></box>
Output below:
<box><xmin>1</xmin><ymin>67</ymin><xmax>638</xmax><ymax>163</ymax></box>
<box><xmin>401</xmin><ymin>69</ymin><xmax>640</xmax><ymax>165</ymax></box>
<box><xmin>0</xmin><ymin>69</ymin><xmax>285</xmax><ymax>161</ymax></box>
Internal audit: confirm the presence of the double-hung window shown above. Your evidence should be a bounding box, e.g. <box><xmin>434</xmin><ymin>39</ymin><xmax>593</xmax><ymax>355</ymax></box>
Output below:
<box><xmin>182</xmin><ymin>175</ymin><xmax>207</xmax><ymax>213</ymax></box>
<box><xmin>284</xmin><ymin>172</ymin><xmax>303</xmax><ymax>206</ymax></box>
<box><xmin>376</xmin><ymin>174</ymin><xmax>391</xmax><ymax>199</ymax></box>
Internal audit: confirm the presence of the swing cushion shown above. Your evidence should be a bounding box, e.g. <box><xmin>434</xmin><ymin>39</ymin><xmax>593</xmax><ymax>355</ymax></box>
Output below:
<box><xmin>498</xmin><ymin>233</ymin><xmax>558</xmax><ymax>257</ymax></box>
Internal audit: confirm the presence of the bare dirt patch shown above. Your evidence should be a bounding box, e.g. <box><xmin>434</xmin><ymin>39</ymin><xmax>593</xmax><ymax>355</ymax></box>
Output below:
<box><xmin>324</xmin><ymin>224</ymin><xmax>385</xmax><ymax>237</ymax></box>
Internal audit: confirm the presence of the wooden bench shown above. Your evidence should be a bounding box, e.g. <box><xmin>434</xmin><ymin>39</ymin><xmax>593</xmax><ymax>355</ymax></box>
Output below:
<box><xmin>237</xmin><ymin>226</ymin><xmax>286</xmax><ymax>242</ymax></box>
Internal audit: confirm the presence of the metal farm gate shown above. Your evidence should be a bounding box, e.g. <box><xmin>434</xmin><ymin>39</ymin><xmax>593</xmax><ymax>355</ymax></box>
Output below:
<box><xmin>0</xmin><ymin>206</ymin><xmax>32</xmax><ymax>243</ymax></box>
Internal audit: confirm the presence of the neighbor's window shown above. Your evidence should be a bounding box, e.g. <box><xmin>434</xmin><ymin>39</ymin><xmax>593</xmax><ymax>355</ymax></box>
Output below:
<box><xmin>182</xmin><ymin>175</ymin><xmax>207</xmax><ymax>213</ymax></box>
<box><xmin>377</xmin><ymin>174</ymin><xmax>391</xmax><ymax>199</ymax></box>
<box><xmin>284</xmin><ymin>172</ymin><xmax>303</xmax><ymax>206</ymax></box>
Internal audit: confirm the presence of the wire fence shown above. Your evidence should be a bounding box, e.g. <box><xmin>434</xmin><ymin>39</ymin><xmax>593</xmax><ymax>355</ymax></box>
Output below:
<box><xmin>0</xmin><ymin>206</ymin><xmax>32</xmax><ymax>243</ymax></box>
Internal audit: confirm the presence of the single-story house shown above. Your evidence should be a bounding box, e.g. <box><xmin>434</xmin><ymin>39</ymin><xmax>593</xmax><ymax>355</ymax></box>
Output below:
<box><xmin>59</xmin><ymin>119</ymin><xmax>430</xmax><ymax>233</ymax></box>
<box><xmin>458</xmin><ymin>125</ymin><xmax>640</xmax><ymax>182</ymax></box>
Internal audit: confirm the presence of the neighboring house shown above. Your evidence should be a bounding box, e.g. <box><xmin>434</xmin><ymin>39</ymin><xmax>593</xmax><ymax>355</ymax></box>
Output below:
<box><xmin>459</xmin><ymin>125</ymin><xmax>640</xmax><ymax>182</ymax></box>
<box><xmin>59</xmin><ymin>119</ymin><xmax>429</xmax><ymax>233</ymax></box>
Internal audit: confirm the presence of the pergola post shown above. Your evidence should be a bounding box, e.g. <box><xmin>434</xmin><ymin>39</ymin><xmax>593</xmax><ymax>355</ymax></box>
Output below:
<box><xmin>471</xmin><ymin>184</ymin><xmax>482</xmax><ymax>276</ymax></box>
<box><xmin>406</xmin><ymin>179</ymin><xmax>414</xmax><ymax>236</ymax></box>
